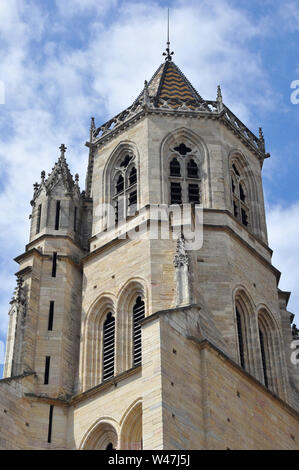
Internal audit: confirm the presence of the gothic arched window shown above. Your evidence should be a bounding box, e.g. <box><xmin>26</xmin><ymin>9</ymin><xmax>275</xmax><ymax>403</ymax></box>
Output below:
<box><xmin>169</xmin><ymin>143</ymin><xmax>201</xmax><ymax>205</ymax></box>
<box><xmin>132</xmin><ymin>296</ymin><xmax>145</xmax><ymax>366</ymax></box>
<box><xmin>236</xmin><ymin>306</ymin><xmax>246</xmax><ymax>370</ymax></box>
<box><xmin>257</xmin><ymin>310</ymin><xmax>281</xmax><ymax>395</ymax></box>
<box><xmin>234</xmin><ymin>294</ymin><xmax>256</xmax><ymax>374</ymax></box>
<box><xmin>112</xmin><ymin>153</ymin><xmax>138</xmax><ymax>224</ymax></box>
<box><xmin>170</xmin><ymin>158</ymin><xmax>181</xmax><ymax>177</ymax></box>
<box><xmin>259</xmin><ymin>328</ymin><xmax>268</xmax><ymax>388</ymax></box>
<box><xmin>102</xmin><ymin>312</ymin><xmax>115</xmax><ymax>381</ymax></box>
<box><xmin>231</xmin><ymin>161</ymin><xmax>249</xmax><ymax>228</ymax></box>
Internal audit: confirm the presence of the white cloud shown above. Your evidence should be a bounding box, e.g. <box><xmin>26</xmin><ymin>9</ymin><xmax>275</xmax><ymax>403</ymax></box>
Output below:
<box><xmin>279</xmin><ymin>1</ymin><xmax>299</xmax><ymax>31</ymax></box>
<box><xmin>267</xmin><ymin>202</ymin><xmax>299</xmax><ymax>321</ymax></box>
<box><xmin>55</xmin><ymin>0</ymin><xmax>117</xmax><ymax>16</ymax></box>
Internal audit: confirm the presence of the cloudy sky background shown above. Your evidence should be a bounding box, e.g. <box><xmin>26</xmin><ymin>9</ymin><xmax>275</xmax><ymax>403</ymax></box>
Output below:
<box><xmin>0</xmin><ymin>0</ymin><xmax>299</xmax><ymax>377</ymax></box>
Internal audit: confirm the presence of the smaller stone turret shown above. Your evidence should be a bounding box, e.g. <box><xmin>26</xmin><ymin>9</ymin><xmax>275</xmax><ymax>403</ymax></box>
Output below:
<box><xmin>29</xmin><ymin>144</ymin><xmax>83</xmax><ymax>247</ymax></box>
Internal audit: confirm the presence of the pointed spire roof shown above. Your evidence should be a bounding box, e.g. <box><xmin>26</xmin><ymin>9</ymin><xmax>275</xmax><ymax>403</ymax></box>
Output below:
<box><xmin>31</xmin><ymin>145</ymin><xmax>81</xmax><ymax>204</ymax></box>
<box><xmin>134</xmin><ymin>60</ymin><xmax>210</xmax><ymax>111</ymax></box>
<box><xmin>91</xmin><ymin>61</ymin><xmax>267</xmax><ymax>163</ymax></box>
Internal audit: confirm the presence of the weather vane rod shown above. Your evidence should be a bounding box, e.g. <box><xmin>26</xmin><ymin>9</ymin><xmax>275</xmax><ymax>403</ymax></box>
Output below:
<box><xmin>163</xmin><ymin>8</ymin><xmax>174</xmax><ymax>61</ymax></box>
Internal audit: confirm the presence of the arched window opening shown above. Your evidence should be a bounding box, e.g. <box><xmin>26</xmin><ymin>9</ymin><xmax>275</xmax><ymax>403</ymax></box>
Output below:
<box><xmin>81</xmin><ymin>422</ymin><xmax>118</xmax><ymax>450</ymax></box>
<box><xmin>231</xmin><ymin>176</ymin><xmax>236</xmax><ymax>195</ymax></box>
<box><xmin>187</xmin><ymin>159</ymin><xmax>198</xmax><ymax>178</ymax></box>
<box><xmin>169</xmin><ymin>143</ymin><xmax>201</xmax><ymax>205</ymax></box>
<box><xmin>116</xmin><ymin>175</ymin><xmax>124</xmax><ymax>194</ymax></box>
<box><xmin>188</xmin><ymin>183</ymin><xmax>200</xmax><ymax>204</ymax></box>
<box><xmin>236</xmin><ymin>307</ymin><xmax>245</xmax><ymax>369</ymax></box>
<box><xmin>259</xmin><ymin>328</ymin><xmax>269</xmax><ymax>388</ymax></box>
<box><xmin>232</xmin><ymin>163</ymin><xmax>240</xmax><ymax>176</ymax></box>
<box><xmin>133</xmin><ymin>297</ymin><xmax>145</xmax><ymax>366</ymax></box>
<box><xmin>103</xmin><ymin>312</ymin><xmax>115</xmax><ymax>381</ymax></box>
<box><xmin>233</xmin><ymin>201</ymin><xmax>238</xmax><ymax>218</ymax></box>
<box><xmin>170</xmin><ymin>182</ymin><xmax>182</xmax><ymax>204</ymax></box>
<box><xmin>129</xmin><ymin>167</ymin><xmax>137</xmax><ymax>186</ymax></box>
<box><xmin>170</xmin><ymin>158</ymin><xmax>181</xmax><ymax>176</ymax></box>
<box><xmin>128</xmin><ymin>189</ymin><xmax>137</xmax><ymax>213</ymax></box>
<box><xmin>234</xmin><ymin>295</ymin><xmax>256</xmax><ymax>375</ymax></box>
<box><xmin>241</xmin><ymin>208</ymin><xmax>248</xmax><ymax>227</ymax></box>
<box><xmin>239</xmin><ymin>183</ymin><xmax>246</xmax><ymax>202</ymax></box>
<box><xmin>120</xmin><ymin>402</ymin><xmax>142</xmax><ymax>450</ymax></box>
<box><xmin>36</xmin><ymin>204</ymin><xmax>42</xmax><ymax>234</ymax></box>
<box><xmin>121</xmin><ymin>155</ymin><xmax>132</xmax><ymax>168</ymax></box>
<box><xmin>231</xmin><ymin>161</ymin><xmax>249</xmax><ymax>229</ymax></box>
<box><xmin>257</xmin><ymin>311</ymin><xmax>282</xmax><ymax>394</ymax></box>
<box><xmin>112</xmin><ymin>153</ymin><xmax>138</xmax><ymax>223</ymax></box>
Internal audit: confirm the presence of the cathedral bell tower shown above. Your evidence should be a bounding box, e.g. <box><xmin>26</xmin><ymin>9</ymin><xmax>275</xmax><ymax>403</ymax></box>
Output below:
<box><xmin>1</xmin><ymin>40</ymin><xmax>298</xmax><ymax>450</ymax></box>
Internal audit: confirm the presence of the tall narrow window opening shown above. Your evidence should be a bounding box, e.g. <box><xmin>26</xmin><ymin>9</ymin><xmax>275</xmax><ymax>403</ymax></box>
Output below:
<box><xmin>44</xmin><ymin>356</ymin><xmax>51</xmax><ymax>384</ymax></box>
<box><xmin>231</xmin><ymin>162</ymin><xmax>249</xmax><ymax>228</ymax></box>
<box><xmin>48</xmin><ymin>301</ymin><xmax>54</xmax><ymax>331</ymax></box>
<box><xmin>47</xmin><ymin>405</ymin><xmax>54</xmax><ymax>443</ymax></box>
<box><xmin>168</xmin><ymin>144</ymin><xmax>201</xmax><ymax>204</ymax></box>
<box><xmin>170</xmin><ymin>158</ymin><xmax>181</xmax><ymax>176</ymax></box>
<box><xmin>170</xmin><ymin>182</ymin><xmax>182</xmax><ymax>204</ymax></box>
<box><xmin>236</xmin><ymin>307</ymin><xmax>245</xmax><ymax>369</ymax></box>
<box><xmin>54</xmin><ymin>200</ymin><xmax>60</xmax><ymax>230</ymax></box>
<box><xmin>133</xmin><ymin>296</ymin><xmax>145</xmax><ymax>366</ymax></box>
<box><xmin>129</xmin><ymin>167</ymin><xmax>137</xmax><ymax>186</ymax></box>
<box><xmin>188</xmin><ymin>183</ymin><xmax>200</xmax><ymax>203</ymax></box>
<box><xmin>103</xmin><ymin>312</ymin><xmax>115</xmax><ymax>381</ymax></box>
<box><xmin>187</xmin><ymin>159</ymin><xmax>198</xmax><ymax>178</ymax></box>
<box><xmin>52</xmin><ymin>252</ymin><xmax>57</xmax><ymax>277</ymax></box>
<box><xmin>36</xmin><ymin>204</ymin><xmax>42</xmax><ymax>234</ymax></box>
<box><xmin>74</xmin><ymin>207</ymin><xmax>77</xmax><ymax>232</ymax></box>
<box><xmin>259</xmin><ymin>329</ymin><xmax>269</xmax><ymax>388</ymax></box>
<box><xmin>112</xmin><ymin>154</ymin><xmax>137</xmax><ymax>224</ymax></box>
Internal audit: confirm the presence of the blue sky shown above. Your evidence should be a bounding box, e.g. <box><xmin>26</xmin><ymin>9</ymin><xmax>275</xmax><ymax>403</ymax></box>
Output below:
<box><xmin>0</xmin><ymin>0</ymin><xmax>299</xmax><ymax>378</ymax></box>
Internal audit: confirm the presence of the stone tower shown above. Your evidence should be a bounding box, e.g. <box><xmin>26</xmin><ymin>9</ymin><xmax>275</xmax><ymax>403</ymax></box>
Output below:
<box><xmin>0</xmin><ymin>51</ymin><xmax>298</xmax><ymax>450</ymax></box>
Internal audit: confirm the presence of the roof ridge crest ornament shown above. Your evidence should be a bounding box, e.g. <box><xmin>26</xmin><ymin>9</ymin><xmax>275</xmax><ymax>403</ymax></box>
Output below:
<box><xmin>162</xmin><ymin>8</ymin><xmax>174</xmax><ymax>61</ymax></box>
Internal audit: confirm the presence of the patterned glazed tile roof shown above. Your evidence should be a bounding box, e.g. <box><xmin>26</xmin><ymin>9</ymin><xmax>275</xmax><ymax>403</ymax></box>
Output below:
<box><xmin>135</xmin><ymin>60</ymin><xmax>206</xmax><ymax>109</ymax></box>
<box><xmin>157</xmin><ymin>61</ymin><xmax>198</xmax><ymax>102</ymax></box>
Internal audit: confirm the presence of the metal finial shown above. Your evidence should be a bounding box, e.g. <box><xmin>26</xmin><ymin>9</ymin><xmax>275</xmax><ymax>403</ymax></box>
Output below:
<box><xmin>162</xmin><ymin>8</ymin><xmax>174</xmax><ymax>61</ymax></box>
